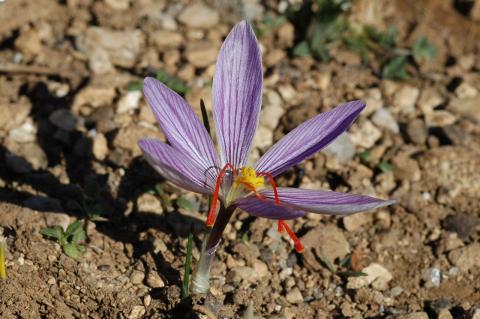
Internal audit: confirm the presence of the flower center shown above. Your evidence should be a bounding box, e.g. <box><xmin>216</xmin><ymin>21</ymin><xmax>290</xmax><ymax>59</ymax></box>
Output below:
<box><xmin>206</xmin><ymin>163</ymin><xmax>303</xmax><ymax>253</ymax></box>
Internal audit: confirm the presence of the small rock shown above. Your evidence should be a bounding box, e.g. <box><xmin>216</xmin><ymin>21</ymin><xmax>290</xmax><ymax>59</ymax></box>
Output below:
<box><xmin>0</xmin><ymin>98</ymin><xmax>31</xmax><ymax>131</ymax></box>
<box><xmin>178</xmin><ymin>3</ymin><xmax>219</xmax><ymax>29</ymax></box>
<box><xmin>343</xmin><ymin>212</ymin><xmax>373</xmax><ymax>231</ymax></box>
<box><xmin>92</xmin><ymin>132</ymin><xmax>108</xmax><ymax>161</ymax></box>
<box><xmin>77</xmin><ymin>27</ymin><xmax>146</xmax><ymax>70</ymax></box>
<box><xmin>406</xmin><ymin>118</ymin><xmax>428</xmax><ymax>144</ymax></box>
<box><xmin>449</xmin><ymin>97</ymin><xmax>480</xmax><ymax>123</ymax></box>
<box><xmin>49</xmin><ymin>109</ymin><xmax>77</xmax><ymax>131</ymax></box>
<box><xmin>392</xmin><ymin>85</ymin><xmax>420</xmax><ymax>114</ymax></box>
<box><xmin>117</xmin><ymin>91</ymin><xmax>142</xmax><ymax>114</ymax></box>
<box><xmin>145</xmin><ymin>271</ymin><xmax>165</xmax><ymax>288</ymax></box>
<box><xmin>265</xmin><ymin>49</ymin><xmax>286</xmax><ymax>66</ymax></box>
<box><xmin>136</xmin><ymin>193</ymin><xmax>163</xmax><ymax>215</ymax></box>
<box><xmin>371</xmin><ymin>108</ymin><xmax>399</xmax><ymax>133</ymax></box>
<box><xmin>301</xmin><ymin>224</ymin><xmax>350</xmax><ymax>270</ymax></box>
<box><xmin>455</xmin><ymin>82</ymin><xmax>478</xmax><ymax>99</ymax></box>
<box><xmin>184</xmin><ymin>41</ymin><xmax>218</xmax><ymax>68</ymax></box>
<box><xmin>471</xmin><ymin>308</ymin><xmax>480</xmax><ymax>319</ymax></box>
<box><xmin>418</xmin><ymin>88</ymin><xmax>444</xmax><ymax>115</ymax></box>
<box><xmin>151</xmin><ymin>30</ymin><xmax>183</xmax><ymax>49</ymax></box>
<box><xmin>227</xmin><ymin>265</ymin><xmax>267</xmax><ymax>284</ymax></box>
<box><xmin>347</xmin><ymin>263</ymin><xmax>392</xmax><ymax>290</ymax></box>
<box><xmin>89</xmin><ymin>107</ymin><xmax>116</xmax><ymax>133</ymax></box>
<box><xmin>323</xmin><ymin>133</ymin><xmax>356</xmax><ymax>162</ymax></box>
<box><xmin>363</xmin><ymin>88</ymin><xmax>383</xmax><ymax>116</ymax></box>
<box><xmin>252</xmin><ymin>126</ymin><xmax>273</xmax><ymax>150</ymax></box>
<box><xmin>113</xmin><ymin>124</ymin><xmax>164</xmax><ymax>157</ymax></box>
<box><xmin>276</xmin><ymin>22</ymin><xmax>295</xmax><ymax>48</ymax></box>
<box><xmin>472</xmin><ymin>0</ymin><xmax>480</xmax><ymax>21</ymax></box>
<box><xmin>350</xmin><ymin>120</ymin><xmax>382</xmax><ymax>148</ymax></box>
<box><xmin>395</xmin><ymin>312</ymin><xmax>429</xmax><ymax>319</ymax></box>
<box><xmin>442</xmin><ymin>214</ymin><xmax>480</xmax><ymax>240</ymax></box>
<box><xmin>286</xmin><ymin>288</ymin><xmax>303</xmax><ymax>304</ymax></box>
<box><xmin>425</xmin><ymin>110</ymin><xmax>457</xmax><ymax>127</ymax></box>
<box><xmin>391</xmin><ymin>155</ymin><xmax>421</xmax><ymax>182</ymax></box>
<box><xmin>422</xmin><ymin>267</ymin><xmax>441</xmax><ymax>288</ymax></box>
<box><xmin>8</xmin><ymin>120</ymin><xmax>36</xmax><ymax>143</ymax></box>
<box><xmin>73</xmin><ymin>85</ymin><xmax>116</xmax><ymax>111</ymax></box>
<box><xmin>260</xmin><ymin>90</ymin><xmax>284</xmax><ymax>130</ymax></box>
<box><xmin>128</xmin><ymin>305</ymin><xmax>146</xmax><ymax>319</ymax></box>
<box><xmin>438</xmin><ymin>309</ymin><xmax>453</xmax><ymax>319</ymax></box>
<box><xmin>5</xmin><ymin>142</ymin><xmax>48</xmax><ymax>172</ymax></box>
<box><xmin>15</xmin><ymin>29</ymin><xmax>42</xmax><ymax>55</ymax></box>
<box><xmin>448</xmin><ymin>243</ymin><xmax>480</xmax><ymax>272</ymax></box>
<box><xmin>104</xmin><ymin>0</ymin><xmax>129</xmax><ymax>10</ymax></box>
<box><xmin>130</xmin><ymin>270</ymin><xmax>145</xmax><ymax>285</ymax></box>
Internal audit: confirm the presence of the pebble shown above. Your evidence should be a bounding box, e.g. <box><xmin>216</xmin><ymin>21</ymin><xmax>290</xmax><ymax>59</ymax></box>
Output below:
<box><xmin>5</xmin><ymin>142</ymin><xmax>48</xmax><ymax>172</ymax></box>
<box><xmin>8</xmin><ymin>120</ymin><xmax>36</xmax><ymax>143</ymax></box>
<box><xmin>392</xmin><ymin>85</ymin><xmax>420</xmax><ymax>114</ymax></box>
<box><xmin>425</xmin><ymin>110</ymin><xmax>457</xmax><ymax>127</ymax></box>
<box><xmin>15</xmin><ymin>29</ymin><xmax>42</xmax><ymax>56</ymax></box>
<box><xmin>391</xmin><ymin>155</ymin><xmax>421</xmax><ymax>182</ymax></box>
<box><xmin>117</xmin><ymin>91</ymin><xmax>142</xmax><ymax>114</ymax></box>
<box><xmin>145</xmin><ymin>271</ymin><xmax>165</xmax><ymax>288</ymax></box>
<box><xmin>418</xmin><ymin>88</ymin><xmax>443</xmax><ymax>115</ymax></box>
<box><xmin>150</xmin><ymin>30</ymin><xmax>183</xmax><ymax>49</ymax></box>
<box><xmin>252</xmin><ymin>126</ymin><xmax>273</xmax><ymax>150</ymax></box>
<box><xmin>438</xmin><ymin>309</ymin><xmax>453</xmax><ymax>319</ymax></box>
<box><xmin>104</xmin><ymin>0</ymin><xmax>129</xmax><ymax>10</ymax></box>
<box><xmin>322</xmin><ymin>133</ymin><xmax>356</xmax><ymax>162</ymax></box>
<box><xmin>184</xmin><ymin>41</ymin><xmax>218</xmax><ymax>68</ymax></box>
<box><xmin>442</xmin><ymin>214</ymin><xmax>480</xmax><ymax>240</ymax></box>
<box><xmin>406</xmin><ymin>118</ymin><xmax>428</xmax><ymax>144</ymax></box>
<box><xmin>49</xmin><ymin>109</ymin><xmax>77</xmax><ymax>131</ymax></box>
<box><xmin>448</xmin><ymin>243</ymin><xmax>480</xmax><ymax>272</ymax></box>
<box><xmin>350</xmin><ymin>120</ymin><xmax>382</xmax><ymax>148</ymax></box>
<box><xmin>178</xmin><ymin>3</ymin><xmax>219</xmax><ymax>29</ymax></box>
<box><xmin>89</xmin><ymin>107</ymin><xmax>116</xmax><ymax>133</ymax></box>
<box><xmin>92</xmin><ymin>132</ymin><xmax>109</xmax><ymax>161</ymax></box>
<box><xmin>343</xmin><ymin>212</ymin><xmax>373</xmax><ymax>231</ymax></box>
<box><xmin>347</xmin><ymin>263</ymin><xmax>393</xmax><ymax>290</ymax></box>
<box><xmin>455</xmin><ymin>82</ymin><xmax>478</xmax><ymax>99</ymax></box>
<box><xmin>286</xmin><ymin>287</ymin><xmax>303</xmax><ymax>304</ymax></box>
<box><xmin>422</xmin><ymin>267</ymin><xmax>441</xmax><ymax>288</ymax></box>
<box><xmin>78</xmin><ymin>27</ymin><xmax>145</xmax><ymax>70</ymax></box>
<box><xmin>301</xmin><ymin>224</ymin><xmax>350</xmax><ymax>270</ymax></box>
<box><xmin>371</xmin><ymin>108</ymin><xmax>399</xmax><ymax>133</ymax></box>
<box><xmin>261</xmin><ymin>90</ymin><xmax>284</xmax><ymax>130</ymax></box>
<box><xmin>0</xmin><ymin>98</ymin><xmax>31</xmax><ymax>131</ymax></box>
<box><xmin>363</xmin><ymin>88</ymin><xmax>383</xmax><ymax>116</ymax></box>
<box><xmin>113</xmin><ymin>123</ymin><xmax>164</xmax><ymax>157</ymax></box>
<box><xmin>128</xmin><ymin>305</ymin><xmax>146</xmax><ymax>319</ymax></box>
<box><xmin>129</xmin><ymin>270</ymin><xmax>145</xmax><ymax>285</ymax></box>
<box><xmin>73</xmin><ymin>85</ymin><xmax>116</xmax><ymax>111</ymax></box>
<box><xmin>136</xmin><ymin>193</ymin><xmax>163</xmax><ymax>215</ymax></box>
<box><xmin>395</xmin><ymin>312</ymin><xmax>429</xmax><ymax>319</ymax></box>
<box><xmin>471</xmin><ymin>308</ymin><xmax>480</xmax><ymax>319</ymax></box>
<box><xmin>448</xmin><ymin>97</ymin><xmax>480</xmax><ymax>123</ymax></box>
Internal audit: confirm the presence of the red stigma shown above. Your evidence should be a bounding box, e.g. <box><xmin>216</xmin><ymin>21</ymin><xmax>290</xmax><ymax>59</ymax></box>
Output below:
<box><xmin>206</xmin><ymin>163</ymin><xmax>237</xmax><ymax>227</ymax></box>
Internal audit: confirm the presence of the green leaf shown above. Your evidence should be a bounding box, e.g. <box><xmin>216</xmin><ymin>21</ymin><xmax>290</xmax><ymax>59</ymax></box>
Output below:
<box><xmin>177</xmin><ymin>197</ymin><xmax>194</xmax><ymax>211</ymax></box>
<box><xmin>63</xmin><ymin>243</ymin><xmax>81</xmax><ymax>259</ymax></box>
<box><xmin>155</xmin><ymin>70</ymin><xmax>189</xmax><ymax>95</ymax></box>
<box><xmin>127</xmin><ymin>81</ymin><xmax>143</xmax><ymax>91</ymax></box>
<box><xmin>339</xmin><ymin>255</ymin><xmax>352</xmax><ymax>268</ymax></box>
<box><xmin>71</xmin><ymin>226</ymin><xmax>86</xmax><ymax>243</ymax></box>
<box><xmin>182</xmin><ymin>233</ymin><xmax>194</xmax><ymax>298</ymax></box>
<box><xmin>381</xmin><ymin>56</ymin><xmax>409</xmax><ymax>80</ymax></box>
<box><xmin>412</xmin><ymin>36</ymin><xmax>436</xmax><ymax>63</ymax></box>
<box><xmin>65</xmin><ymin>220</ymin><xmax>83</xmax><ymax>238</ymax></box>
<box><xmin>378</xmin><ymin>160</ymin><xmax>394</xmax><ymax>173</ymax></box>
<box><xmin>293</xmin><ymin>41</ymin><xmax>311</xmax><ymax>58</ymax></box>
<box><xmin>40</xmin><ymin>226</ymin><xmax>64</xmax><ymax>240</ymax></box>
<box><xmin>358</xmin><ymin>151</ymin><xmax>370</xmax><ymax>163</ymax></box>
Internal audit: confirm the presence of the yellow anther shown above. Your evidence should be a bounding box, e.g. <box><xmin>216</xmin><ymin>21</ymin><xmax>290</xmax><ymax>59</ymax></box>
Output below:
<box><xmin>234</xmin><ymin>167</ymin><xmax>264</xmax><ymax>190</ymax></box>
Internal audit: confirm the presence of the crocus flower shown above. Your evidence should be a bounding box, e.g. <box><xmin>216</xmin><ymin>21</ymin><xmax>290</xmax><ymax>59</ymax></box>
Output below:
<box><xmin>139</xmin><ymin>21</ymin><xmax>395</xmax><ymax>293</ymax></box>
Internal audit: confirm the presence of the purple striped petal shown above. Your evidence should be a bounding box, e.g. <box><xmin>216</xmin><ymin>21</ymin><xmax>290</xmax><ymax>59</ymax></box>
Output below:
<box><xmin>143</xmin><ymin>77</ymin><xmax>220</xmax><ymax>176</ymax></box>
<box><xmin>255</xmin><ymin>101</ymin><xmax>365</xmax><ymax>176</ymax></box>
<box><xmin>235</xmin><ymin>196</ymin><xmax>306</xmax><ymax>220</ymax></box>
<box><xmin>259</xmin><ymin>187</ymin><xmax>396</xmax><ymax>215</ymax></box>
<box><xmin>212</xmin><ymin>21</ymin><xmax>263</xmax><ymax>169</ymax></box>
<box><xmin>138</xmin><ymin>139</ymin><xmax>215</xmax><ymax>194</ymax></box>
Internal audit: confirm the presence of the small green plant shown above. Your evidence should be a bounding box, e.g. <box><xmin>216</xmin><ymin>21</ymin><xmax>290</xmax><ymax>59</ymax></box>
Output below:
<box><xmin>41</xmin><ymin>220</ymin><xmax>86</xmax><ymax>259</ymax></box>
<box><xmin>378</xmin><ymin>160</ymin><xmax>394</xmax><ymax>173</ymax></box>
<box><xmin>292</xmin><ymin>0</ymin><xmax>436</xmax><ymax>80</ymax></box>
<box><xmin>127</xmin><ymin>70</ymin><xmax>190</xmax><ymax>95</ymax></box>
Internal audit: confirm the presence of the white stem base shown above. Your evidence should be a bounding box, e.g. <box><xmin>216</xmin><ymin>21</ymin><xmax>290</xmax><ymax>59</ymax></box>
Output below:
<box><xmin>190</xmin><ymin>239</ymin><xmax>217</xmax><ymax>295</ymax></box>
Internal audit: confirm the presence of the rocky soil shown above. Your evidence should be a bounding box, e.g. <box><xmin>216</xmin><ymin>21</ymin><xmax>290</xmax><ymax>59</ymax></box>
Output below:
<box><xmin>1</xmin><ymin>0</ymin><xmax>480</xmax><ymax>318</ymax></box>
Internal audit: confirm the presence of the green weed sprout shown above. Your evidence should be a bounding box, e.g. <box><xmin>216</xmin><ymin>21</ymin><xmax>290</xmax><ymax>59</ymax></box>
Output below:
<box><xmin>182</xmin><ymin>233</ymin><xmax>194</xmax><ymax>298</ymax></box>
<box><xmin>41</xmin><ymin>220</ymin><xmax>86</xmax><ymax>259</ymax></box>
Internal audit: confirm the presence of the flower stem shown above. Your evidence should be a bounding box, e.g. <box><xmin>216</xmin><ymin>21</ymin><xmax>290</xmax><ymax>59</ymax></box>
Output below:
<box><xmin>191</xmin><ymin>203</ymin><xmax>236</xmax><ymax>294</ymax></box>
<box><xmin>0</xmin><ymin>237</ymin><xmax>6</xmax><ymax>279</ymax></box>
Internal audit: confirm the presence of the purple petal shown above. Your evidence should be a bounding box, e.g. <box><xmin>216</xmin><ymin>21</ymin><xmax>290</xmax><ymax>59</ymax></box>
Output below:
<box><xmin>138</xmin><ymin>139</ymin><xmax>216</xmax><ymax>194</ymax></box>
<box><xmin>143</xmin><ymin>77</ymin><xmax>220</xmax><ymax>176</ymax></box>
<box><xmin>255</xmin><ymin>101</ymin><xmax>365</xmax><ymax>176</ymax></box>
<box><xmin>259</xmin><ymin>187</ymin><xmax>396</xmax><ymax>215</ymax></box>
<box><xmin>212</xmin><ymin>21</ymin><xmax>263</xmax><ymax>169</ymax></box>
<box><xmin>235</xmin><ymin>196</ymin><xmax>306</xmax><ymax>220</ymax></box>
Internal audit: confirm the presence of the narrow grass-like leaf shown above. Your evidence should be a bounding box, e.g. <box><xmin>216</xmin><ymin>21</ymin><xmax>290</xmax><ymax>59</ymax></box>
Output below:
<box><xmin>0</xmin><ymin>238</ymin><xmax>6</xmax><ymax>279</ymax></box>
<box><xmin>182</xmin><ymin>233</ymin><xmax>194</xmax><ymax>298</ymax></box>
<box><xmin>200</xmin><ymin>99</ymin><xmax>211</xmax><ymax>135</ymax></box>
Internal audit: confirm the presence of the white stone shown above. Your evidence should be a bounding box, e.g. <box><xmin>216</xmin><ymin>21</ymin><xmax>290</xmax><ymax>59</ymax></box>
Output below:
<box><xmin>371</xmin><ymin>108</ymin><xmax>399</xmax><ymax>133</ymax></box>
<box><xmin>178</xmin><ymin>3</ymin><xmax>219</xmax><ymax>29</ymax></box>
<box><xmin>323</xmin><ymin>133</ymin><xmax>356</xmax><ymax>162</ymax></box>
<box><xmin>252</xmin><ymin>126</ymin><xmax>273</xmax><ymax>149</ymax></box>
<box><xmin>261</xmin><ymin>90</ymin><xmax>284</xmax><ymax>130</ymax></box>
<box><xmin>392</xmin><ymin>85</ymin><xmax>420</xmax><ymax>114</ymax></box>
<box><xmin>350</xmin><ymin>120</ymin><xmax>382</xmax><ymax>148</ymax></box>
<box><xmin>117</xmin><ymin>91</ymin><xmax>142</xmax><ymax>114</ymax></box>
<box><xmin>347</xmin><ymin>263</ymin><xmax>392</xmax><ymax>290</ymax></box>
<box><xmin>92</xmin><ymin>133</ymin><xmax>108</xmax><ymax>161</ymax></box>
<box><xmin>286</xmin><ymin>288</ymin><xmax>303</xmax><ymax>304</ymax></box>
<box><xmin>8</xmin><ymin>120</ymin><xmax>36</xmax><ymax>143</ymax></box>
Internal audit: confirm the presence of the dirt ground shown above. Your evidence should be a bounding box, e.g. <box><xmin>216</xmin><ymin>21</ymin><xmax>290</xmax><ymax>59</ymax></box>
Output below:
<box><xmin>1</xmin><ymin>0</ymin><xmax>480</xmax><ymax>318</ymax></box>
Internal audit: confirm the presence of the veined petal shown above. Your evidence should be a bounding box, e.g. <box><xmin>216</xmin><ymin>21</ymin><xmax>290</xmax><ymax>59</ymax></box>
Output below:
<box><xmin>255</xmin><ymin>101</ymin><xmax>365</xmax><ymax>177</ymax></box>
<box><xmin>235</xmin><ymin>196</ymin><xmax>305</xmax><ymax>220</ymax></box>
<box><xmin>143</xmin><ymin>77</ymin><xmax>220</xmax><ymax>176</ymax></box>
<box><xmin>212</xmin><ymin>21</ymin><xmax>263</xmax><ymax>169</ymax></box>
<box><xmin>139</xmin><ymin>139</ymin><xmax>216</xmax><ymax>194</ymax></box>
<box><xmin>259</xmin><ymin>187</ymin><xmax>396</xmax><ymax>215</ymax></box>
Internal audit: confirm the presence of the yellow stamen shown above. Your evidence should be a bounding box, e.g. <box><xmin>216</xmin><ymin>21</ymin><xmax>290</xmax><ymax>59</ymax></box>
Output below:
<box><xmin>234</xmin><ymin>167</ymin><xmax>264</xmax><ymax>190</ymax></box>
